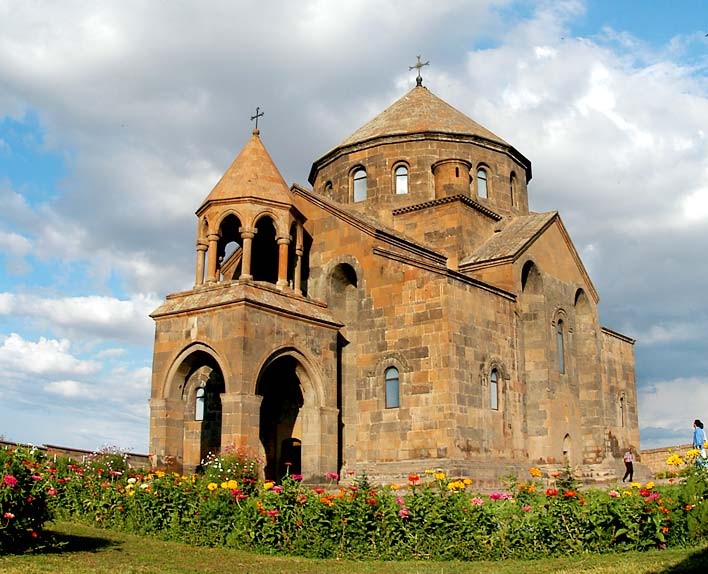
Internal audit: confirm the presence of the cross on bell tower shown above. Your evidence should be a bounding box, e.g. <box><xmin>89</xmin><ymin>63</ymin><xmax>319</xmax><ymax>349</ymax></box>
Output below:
<box><xmin>409</xmin><ymin>55</ymin><xmax>429</xmax><ymax>87</ymax></box>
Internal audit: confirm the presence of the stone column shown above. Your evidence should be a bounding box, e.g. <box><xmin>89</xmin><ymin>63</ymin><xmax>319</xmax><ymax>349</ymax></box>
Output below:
<box><xmin>219</xmin><ymin>392</ymin><xmax>264</xmax><ymax>455</ymax></box>
<box><xmin>294</xmin><ymin>223</ymin><xmax>304</xmax><ymax>295</ymax></box>
<box><xmin>276</xmin><ymin>235</ymin><xmax>291</xmax><ymax>289</ymax></box>
<box><xmin>195</xmin><ymin>242</ymin><xmax>207</xmax><ymax>286</ymax></box>
<box><xmin>206</xmin><ymin>233</ymin><xmax>220</xmax><ymax>283</ymax></box>
<box><xmin>294</xmin><ymin>247</ymin><xmax>303</xmax><ymax>295</ymax></box>
<box><xmin>239</xmin><ymin>227</ymin><xmax>256</xmax><ymax>281</ymax></box>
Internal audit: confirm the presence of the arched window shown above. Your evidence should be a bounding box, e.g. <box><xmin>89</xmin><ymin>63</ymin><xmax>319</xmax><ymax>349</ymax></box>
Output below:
<box><xmin>394</xmin><ymin>165</ymin><xmax>408</xmax><ymax>195</ymax></box>
<box><xmin>324</xmin><ymin>181</ymin><xmax>333</xmax><ymax>198</ymax></box>
<box><xmin>490</xmin><ymin>369</ymin><xmax>499</xmax><ymax>410</ymax></box>
<box><xmin>557</xmin><ymin>319</ymin><xmax>565</xmax><ymax>374</ymax></box>
<box><xmin>195</xmin><ymin>387</ymin><xmax>205</xmax><ymax>421</ymax></box>
<box><xmin>353</xmin><ymin>168</ymin><xmax>367</xmax><ymax>202</ymax></box>
<box><xmin>476</xmin><ymin>168</ymin><xmax>488</xmax><ymax>199</ymax></box>
<box><xmin>510</xmin><ymin>173</ymin><xmax>517</xmax><ymax>207</ymax></box>
<box><xmin>619</xmin><ymin>396</ymin><xmax>625</xmax><ymax>428</ymax></box>
<box><xmin>385</xmin><ymin>366</ymin><xmax>400</xmax><ymax>408</ymax></box>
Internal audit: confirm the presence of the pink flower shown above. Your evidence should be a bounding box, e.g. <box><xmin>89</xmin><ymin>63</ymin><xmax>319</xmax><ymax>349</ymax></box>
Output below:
<box><xmin>291</xmin><ymin>474</ymin><xmax>303</xmax><ymax>481</ymax></box>
<box><xmin>272</xmin><ymin>486</ymin><xmax>283</xmax><ymax>493</ymax></box>
<box><xmin>3</xmin><ymin>512</ymin><xmax>14</xmax><ymax>520</ymax></box>
<box><xmin>284</xmin><ymin>461</ymin><xmax>292</xmax><ymax>467</ymax></box>
<box><xmin>2</xmin><ymin>475</ymin><xmax>18</xmax><ymax>488</ymax></box>
<box><xmin>47</xmin><ymin>488</ymin><xmax>58</xmax><ymax>496</ymax></box>
<box><xmin>649</xmin><ymin>492</ymin><xmax>660</xmax><ymax>501</ymax></box>
<box><xmin>471</xmin><ymin>497</ymin><xmax>484</xmax><ymax>506</ymax></box>
<box><xmin>396</xmin><ymin>496</ymin><xmax>405</xmax><ymax>506</ymax></box>
<box><xmin>267</xmin><ymin>509</ymin><xmax>279</xmax><ymax>517</ymax></box>
<box><xmin>489</xmin><ymin>491</ymin><xmax>503</xmax><ymax>500</ymax></box>
<box><xmin>32</xmin><ymin>474</ymin><xmax>42</xmax><ymax>481</ymax></box>
<box><xmin>398</xmin><ymin>508</ymin><xmax>411</xmax><ymax>519</ymax></box>
<box><xmin>522</xmin><ymin>505</ymin><xmax>532</xmax><ymax>512</ymax></box>
<box><xmin>327</xmin><ymin>472</ymin><xmax>339</xmax><ymax>480</ymax></box>
<box><xmin>609</xmin><ymin>490</ymin><xmax>620</xmax><ymax>498</ymax></box>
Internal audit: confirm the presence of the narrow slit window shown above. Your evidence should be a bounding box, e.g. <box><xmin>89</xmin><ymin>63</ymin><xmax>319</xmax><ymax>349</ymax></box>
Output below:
<box><xmin>490</xmin><ymin>369</ymin><xmax>499</xmax><ymax>410</ymax></box>
<box><xmin>510</xmin><ymin>173</ymin><xmax>517</xmax><ymax>206</ymax></box>
<box><xmin>353</xmin><ymin>168</ymin><xmax>367</xmax><ymax>202</ymax></box>
<box><xmin>395</xmin><ymin>165</ymin><xmax>408</xmax><ymax>195</ymax></box>
<box><xmin>195</xmin><ymin>387</ymin><xmax>205</xmax><ymax>421</ymax></box>
<box><xmin>557</xmin><ymin>320</ymin><xmax>565</xmax><ymax>374</ymax></box>
<box><xmin>477</xmin><ymin>168</ymin><xmax>488</xmax><ymax>198</ymax></box>
<box><xmin>385</xmin><ymin>367</ymin><xmax>400</xmax><ymax>408</ymax></box>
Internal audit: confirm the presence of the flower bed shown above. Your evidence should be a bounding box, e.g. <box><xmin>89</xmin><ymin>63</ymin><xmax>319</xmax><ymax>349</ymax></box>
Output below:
<box><xmin>3</xmin><ymin>444</ymin><xmax>708</xmax><ymax>559</ymax></box>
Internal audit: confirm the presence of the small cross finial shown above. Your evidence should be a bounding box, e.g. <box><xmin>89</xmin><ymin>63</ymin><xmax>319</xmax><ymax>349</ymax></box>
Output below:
<box><xmin>409</xmin><ymin>55</ymin><xmax>429</xmax><ymax>86</ymax></box>
<box><xmin>250</xmin><ymin>106</ymin><xmax>264</xmax><ymax>133</ymax></box>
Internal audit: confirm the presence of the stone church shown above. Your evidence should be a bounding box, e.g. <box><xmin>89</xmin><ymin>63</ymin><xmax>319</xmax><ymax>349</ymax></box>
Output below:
<box><xmin>149</xmin><ymin>75</ymin><xmax>640</xmax><ymax>484</ymax></box>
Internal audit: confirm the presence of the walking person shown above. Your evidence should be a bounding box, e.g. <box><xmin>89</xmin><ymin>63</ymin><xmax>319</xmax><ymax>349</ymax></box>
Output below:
<box><xmin>622</xmin><ymin>446</ymin><xmax>634</xmax><ymax>482</ymax></box>
<box><xmin>693</xmin><ymin>419</ymin><xmax>706</xmax><ymax>468</ymax></box>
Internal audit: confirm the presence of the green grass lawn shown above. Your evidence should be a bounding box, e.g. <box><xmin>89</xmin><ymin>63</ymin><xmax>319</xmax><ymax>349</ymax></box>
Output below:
<box><xmin>1</xmin><ymin>521</ymin><xmax>707</xmax><ymax>574</ymax></box>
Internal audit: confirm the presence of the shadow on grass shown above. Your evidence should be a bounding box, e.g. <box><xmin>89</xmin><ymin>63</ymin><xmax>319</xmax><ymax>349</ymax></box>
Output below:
<box><xmin>657</xmin><ymin>546</ymin><xmax>708</xmax><ymax>574</ymax></box>
<box><xmin>30</xmin><ymin>529</ymin><xmax>119</xmax><ymax>555</ymax></box>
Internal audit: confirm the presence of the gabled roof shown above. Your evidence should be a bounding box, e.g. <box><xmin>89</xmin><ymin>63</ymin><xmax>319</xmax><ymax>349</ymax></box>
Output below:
<box><xmin>197</xmin><ymin>129</ymin><xmax>291</xmax><ymax>213</ymax></box>
<box><xmin>461</xmin><ymin>212</ymin><xmax>557</xmax><ymax>265</ymax></box>
<box><xmin>336</xmin><ymin>85</ymin><xmax>510</xmax><ymax>148</ymax></box>
<box><xmin>460</xmin><ymin>211</ymin><xmax>599</xmax><ymax>302</ymax></box>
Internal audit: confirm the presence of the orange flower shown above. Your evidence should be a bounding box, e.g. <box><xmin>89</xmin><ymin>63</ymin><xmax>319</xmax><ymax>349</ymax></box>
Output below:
<box><xmin>408</xmin><ymin>474</ymin><xmax>420</xmax><ymax>483</ymax></box>
<box><xmin>529</xmin><ymin>467</ymin><xmax>542</xmax><ymax>478</ymax></box>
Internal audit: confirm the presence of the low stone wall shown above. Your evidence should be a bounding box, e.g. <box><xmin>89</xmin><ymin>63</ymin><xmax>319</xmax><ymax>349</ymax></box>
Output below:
<box><xmin>640</xmin><ymin>444</ymin><xmax>691</xmax><ymax>476</ymax></box>
<box><xmin>0</xmin><ymin>440</ymin><xmax>150</xmax><ymax>469</ymax></box>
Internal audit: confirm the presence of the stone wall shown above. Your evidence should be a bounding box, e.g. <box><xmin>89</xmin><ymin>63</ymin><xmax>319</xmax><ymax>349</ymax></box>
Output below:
<box><xmin>640</xmin><ymin>444</ymin><xmax>691</xmax><ymax>476</ymax></box>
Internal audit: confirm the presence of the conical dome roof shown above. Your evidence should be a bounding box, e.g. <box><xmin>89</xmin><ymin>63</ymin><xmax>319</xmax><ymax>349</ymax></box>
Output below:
<box><xmin>198</xmin><ymin>129</ymin><xmax>291</xmax><ymax>212</ymax></box>
<box><xmin>337</xmin><ymin>85</ymin><xmax>509</xmax><ymax>149</ymax></box>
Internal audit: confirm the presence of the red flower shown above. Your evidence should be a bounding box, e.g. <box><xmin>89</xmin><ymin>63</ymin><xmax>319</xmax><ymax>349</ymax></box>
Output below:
<box><xmin>639</xmin><ymin>489</ymin><xmax>651</xmax><ymax>497</ymax></box>
<box><xmin>2</xmin><ymin>474</ymin><xmax>18</xmax><ymax>488</ymax></box>
<box><xmin>545</xmin><ymin>488</ymin><xmax>558</xmax><ymax>497</ymax></box>
<box><xmin>563</xmin><ymin>490</ymin><xmax>577</xmax><ymax>498</ymax></box>
<box><xmin>408</xmin><ymin>474</ymin><xmax>420</xmax><ymax>483</ymax></box>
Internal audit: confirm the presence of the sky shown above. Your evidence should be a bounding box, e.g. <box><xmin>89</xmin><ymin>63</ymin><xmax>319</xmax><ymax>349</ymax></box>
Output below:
<box><xmin>0</xmin><ymin>0</ymin><xmax>707</xmax><ymax>454</ymax></box>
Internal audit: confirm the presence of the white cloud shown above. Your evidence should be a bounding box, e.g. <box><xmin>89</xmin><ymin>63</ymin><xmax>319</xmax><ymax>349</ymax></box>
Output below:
<box><xmin>44</xmin><ymin>379</ymin><xmax>98</xmax><ymax>399</ymax></box>
<box><xmin>0</xmin><ymin>230</ymin><xmax>31</xmax><ymax>256</ymax></box>
<box><xmin>0</xmin><ymin>292</ymin><xmax>159</xmax><ymax>345</ymax></box>
<box><xmin>638</xmin><ymin>377</ymin><xmax>708</xmax><ymax>447</ymax></box>
<box><xmin>0</xmin><ymin>333</ymin><xmax>100</xmax><ymax>378</ymax></box>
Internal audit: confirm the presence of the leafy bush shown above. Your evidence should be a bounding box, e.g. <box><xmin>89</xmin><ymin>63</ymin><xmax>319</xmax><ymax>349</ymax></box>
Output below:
<box><xmin>0</xmin><ymin>445</ymin><xmax>53</xmax><ymax>552</ymax></box>
<box><xmin>44</xmin><ymin>452</ymin><xmax>708</xmax><ymax>560</ymax></box>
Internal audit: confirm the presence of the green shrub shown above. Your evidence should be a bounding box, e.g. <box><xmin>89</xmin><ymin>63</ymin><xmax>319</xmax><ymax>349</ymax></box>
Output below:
<box><xmin>0</xmin><ymin>445</ymin><xmax>53</xmax><ymax>552</ymax></box>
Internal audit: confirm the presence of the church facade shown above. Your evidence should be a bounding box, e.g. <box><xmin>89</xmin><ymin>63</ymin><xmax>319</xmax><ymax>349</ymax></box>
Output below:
<box><xmin>149</xmin><ymin>79</ymin><xmax>639</xmax><ymax>485</ymax></box>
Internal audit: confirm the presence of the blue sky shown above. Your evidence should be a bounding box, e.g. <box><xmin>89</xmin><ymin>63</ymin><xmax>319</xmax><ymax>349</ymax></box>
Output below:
<box><xmin>0</xmin><ymin>0</ymin><xmax>707</xmax><ymax>454</ymax></box>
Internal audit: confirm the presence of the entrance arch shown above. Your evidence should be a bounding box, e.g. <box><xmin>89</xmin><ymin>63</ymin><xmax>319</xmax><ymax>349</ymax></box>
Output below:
<box><xmin>164</xmin><ymin>347</ymin><xmax>226</xmax><ymax>472</ymax></box>
<box><xmin>255</xmin><ymin>348</ymin><xmax>333</xmax><ymax>482</ymax></box>
<box><xmin>257</xmin><ymin>355</ymin><xmax>304</xmax><ymax>480</ymax></box>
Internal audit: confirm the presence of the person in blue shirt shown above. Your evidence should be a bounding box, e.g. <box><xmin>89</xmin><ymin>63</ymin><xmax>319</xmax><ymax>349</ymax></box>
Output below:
<box><xmin>693</xmin><ymin>419</ymin><xmax>706</xmax><ymax>468</ymax></box>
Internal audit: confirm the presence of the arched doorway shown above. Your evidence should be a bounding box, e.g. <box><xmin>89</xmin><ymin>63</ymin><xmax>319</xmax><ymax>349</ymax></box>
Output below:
<box><xmin>257</xmin><ymin>355</ymin><xmax>304</xmax><ymax>480</ymax></box>
<box><xmin>169</xmin><ymin>349</ymin><xmax>225</xmax><ymax>472</ymax></box>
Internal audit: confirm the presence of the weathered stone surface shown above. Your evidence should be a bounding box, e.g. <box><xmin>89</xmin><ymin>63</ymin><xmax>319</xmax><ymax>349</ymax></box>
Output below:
<box><xmin>149</xmin><ymin>83</ymin><xmax>639</xmax><ymax>486</ymax></box>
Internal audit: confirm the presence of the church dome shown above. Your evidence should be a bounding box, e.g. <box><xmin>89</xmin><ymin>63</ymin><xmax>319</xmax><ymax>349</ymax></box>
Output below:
<box><xmin>338</xmin><ymin>85</ymin><xmax>509</xmax><ymax>149</ymax></box>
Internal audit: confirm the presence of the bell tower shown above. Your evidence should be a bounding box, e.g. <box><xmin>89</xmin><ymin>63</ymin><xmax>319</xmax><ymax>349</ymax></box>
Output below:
<box><xmin>193</xmin><ymin>128</ymin><xmax>306</xmax><ymax>293</ymax></box>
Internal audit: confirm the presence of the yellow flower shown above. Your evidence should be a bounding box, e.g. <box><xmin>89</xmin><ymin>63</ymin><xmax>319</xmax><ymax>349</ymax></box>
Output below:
<box><xmin>686</xmin><ymin>449</ymin><xmax>700</xmax><ymax>462</ymax></box>
<box><xmin>463</xmin><ymin>478</ymin><xmax>473</xmax><ymax>485</ymax></box>
<box><xmin>447</xmin><ymin>480</ymin><xmax>465</xmax><ymax>491</ymax></box>
<box><xmin>155</xmin><ymin>470</ymin><xmax>165</xmax><ymax>478</ymax></box>
<box><xmin>645</xmin><ymin>481</ymin><xmax>655</xmax><ymax>489</ymax></box>
<box><xmin>434</xmin><ymin>471</ymin><xmax>446</xmax><ymax>481</ymax></box>
<box><xmin>622</xmin><ymin>490</ymin><xmax>633</xmax><ymax>497</ymax></box>
<box><xmin>207</xmin><ymin>482</ymin><xmax>218</xmax><ymax>491</ymax></box>
<box><xmin>127</xmin><ymin>490</ymin><xmax>135</xmax><ymax>497</ymax></box>
<box><xmin>666</xmin><ymin>454</ymin><xmax>684</xmax><ymax>466</ymax></box>
<box><xmin>389</xmin><ymin>483</ymin><xmax>400</xmax><ymax>490</ymax></box>
<box><xmin>264</xmin><ymin>481</ymin><xmax>275</xmax><ymax>491</ymax></box>
<box><xmin>227</xmin><ymin>479</ymin><xmax>238</xmax><ymax>489</ymax></box>
<box><xmin>529</xmin><ymin>467</ymin><xmax>542</xmax><ymax>478</ymax></box>
<box><xmin>424</xmin><ymin>469</ymin><xmax>435</xmax><ymax>475</ymax></box>
<box><xmin>221</xmin><ymin>481</ymin><xmax>229</xmax><ymax>490</ymax></box>
<box><xmin>630</xmin><ymin>482</ymin><xmax>641</xmax><ymax>489</ymax></box>
<box><xmin>173</xmin><ymin>472</ymin><xmax>181</xmax><ymax>478</ymax></box>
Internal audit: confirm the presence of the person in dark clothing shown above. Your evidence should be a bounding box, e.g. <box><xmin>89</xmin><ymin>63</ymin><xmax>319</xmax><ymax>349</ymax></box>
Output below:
<box><xmin>622</xmin><ymin>447</ymin><xmax>634</xmax><ymax>482</ymax></box>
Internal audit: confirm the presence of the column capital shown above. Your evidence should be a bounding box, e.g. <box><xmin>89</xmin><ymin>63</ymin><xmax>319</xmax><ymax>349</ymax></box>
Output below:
<box><xmin>196</xmin><ymin>242</ymin><xmax>208</xmax><ymax>251</ymax></box>
<box><xmin>207</xmin><ymin>232</ymin><xmax>221</xmax><ymax>242</ymax></box>
<box><xmin>276</xmin><ymin>235</ymin><xmax>291</xmax><ymax>246</ymax></box>
<box><xmin>239</xmin><ymin>227</ymin><xmax>257</xmax><ymax>239</ymax></box>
